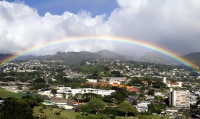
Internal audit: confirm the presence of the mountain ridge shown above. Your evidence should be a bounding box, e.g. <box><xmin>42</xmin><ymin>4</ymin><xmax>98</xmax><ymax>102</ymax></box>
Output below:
<box><xmin>0</xmin><ymin>50</ymin><xmax>200</xmax><ymax>66</ymax></box>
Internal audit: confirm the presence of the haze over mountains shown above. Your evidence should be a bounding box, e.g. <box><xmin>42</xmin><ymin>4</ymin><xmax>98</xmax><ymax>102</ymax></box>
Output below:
<box><xmin>0</xmin><ymin>50</ymin><xmax>200</xmax><ymax>66</ymax></box>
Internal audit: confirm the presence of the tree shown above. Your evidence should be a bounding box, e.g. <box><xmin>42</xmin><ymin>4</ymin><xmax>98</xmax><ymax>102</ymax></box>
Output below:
<box><xmin>147</xmin><ymin>89</ymin><xmax>155</xmax><ymax>96</ymax></box>
<box><xmin>102</xmin><ymin>96</ymin><xmax>114</xmax><ymax>103</ymax></box>
<box><xmin>152</xmin><ymin>81</ymin><xmax>166</xmax><ymax>88</ymax></box>
<box><xmin>111</xmin><ymin>91</ymin><xmax>127</xmax><ymax>104</ymax></box>
<box><xmin>154</xmin><ymin>96</ymin><xmax>164</xmax><ymax>103</ymax></box>
<box><xmin>51</xmin><ymin>89</ymin><xmax>57</xmax><ymax>97</ymax></box>
<box><xmin>128</xmin><ymin>78</ymin><xmax>139</xmax><ymax>86</ymax></box>
<box><xmin>0</xmin><ymin>98</ymin><xmax>35</xmax><ymax>119</ymax></box>
<box><xmin>117</xmin><ymin>102</ymin><xmax>138</xmax><ymax>117</ymax></box>
<box><xmin>87</xmin><ymin>99</ymin><xmax>105</xmax><ymax>113</ymax></box>
<box><xmin>22</xmin><ymin>95</ymin><xmax>38</xmax><ymax>108</ymax></box>
<box><xmin>148</xmin><ymin>103</ymin><xmax>166</xmax><ymax>114</ymax></box>
<box><xmin>74</xmin><ymin>93</ymin><xmax>83</xmax><ymax>103</ymax></box>
<box><xmin>110</xmin><ymin>70</ymin><xmax>121</xmax><ymax>77</ymax></box>
<box><xmin>103</xmin><ymin>107</ymin><xmax>118</xmax><ymax>117</ymax></box>
<box><xmin>80</xmin><ymin>104</ymin><xmax>90</xmax><ymax>116</ymax></box>
<box><xmin>34</xmin><ymin>94</ymin><xmax>45</xmax><ymax>104</ymax></box>
<box><xmin>34</xmin><ymin>78</ymin><xmax>45</xmax><ymax>84</ymax></box>
<box><xmin>82</xmin><ymin>93</ymin><xmax>102</xmax><ymax>102</ymax></box>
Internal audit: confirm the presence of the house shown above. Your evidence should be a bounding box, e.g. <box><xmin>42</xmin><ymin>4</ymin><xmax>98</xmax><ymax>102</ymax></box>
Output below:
<box><xmin>86</xmin><ymin>79</ymin><xmax>98</xmax><ymax>83</ymax></box>
<box><xmin>109</xmin><ymin>77</ymin><xmax>126</xmax><ymax>85</ymax></box>
<box><xmin>137</xmin><ymin>100</ymin><xmax>151</xmax><ymax>107</ymax></box>
<box><xmin>154</xmin><ymin>92</ymin><xmax>166</xmax><ymax>98</ymax></box>
<box><xmin>162</xmin><ymin>77</ymin><xmax>182</xmax><ymax>87</ymax></box>
<box><xmin>167</xmin><ymin>82</ymin><xmax>182</xmax><ymax>87</ymax></box>
<box><xmin>38</xmin><ymin>90</ymin><xmax>54</xmax><ymax>98</ymax></box>
<box><xmin>190</xmin><ymin>94</ymin><xmax>197</xmax><ymax>105</ymax></box>
<box><xmin>165</xmin><ymin>107</ymin><xmax>179</xmax><ymax>116</ymax></box>
<box><xmin>126</xmin><ymin>86</ymin><xmax>139</xmax><ymax>92</ymax></box>
<box><xmin>70</xmin><ymin>88</ymin><xmax>115</xmax><ymax>96</ymax></box>
<box><xmin>55</xmin><ymin>94</ymin><xmax>63</xmax><ymax>98</ymax></box>
<box><xmin>57</xmin><ymin>87</ymin><xmax>71</xmax><ymax>93</ymax></box>
<box><xmin>135</xmin><ymin>106</ymin><xmax>148</xmax><ymax>112</ymax></box>
<box><xmin>141</xmin><ymin>81</ymin><xmax>148</xmax><ymax>85</ymax></box>
<box><xmin>49</xmin><ymin>99</ymin><xmax>73</xmax><ymax>110</ymax></box>
<box><xmin>136</xmin><ymin>100</ymin><xmax>151</xmax><ymax>112</ymax></box>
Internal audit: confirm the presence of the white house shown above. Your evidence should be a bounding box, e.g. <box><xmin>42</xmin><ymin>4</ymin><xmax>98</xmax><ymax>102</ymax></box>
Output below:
<box><xmin>109</xmin><ymin>77</ymin><xmax>126</xmax><ymax>85</ymax></box>
<box><xmin>38</xmin><ymin>90</ymin><xmax>54</xmax><ymax>98</ymax></box>
<box><xmin>86</xmin><ymin>79</ymin><xmax>98</xmax><ymax>83</ymax></box>
<box><xmin>136</xmin><ymin>101</ymin><xmax>151</xmax><ymax>112</ymax></box>
<box><xmin>70</xmin><ymin>88</ymin><xmax>115</xmax><ymax>96</ymax></box>
<box><xmin>38</xmin><ymin>87</ymin><xmax>115</xmax><ymax>99</ymax></box>
<box><xmin>163</xmin><ymin>77</ymin><xmax>182</xmax><ymax>87</ymax></box>
<box><xmin>57</xmin><ymin>87</ymin><xmax>71</xmax><ymax>93</ymax></box>
<box><xmin>137</xmin><ymin>100</ymin><xmax>151</xmax><ymax>107</ymax></box>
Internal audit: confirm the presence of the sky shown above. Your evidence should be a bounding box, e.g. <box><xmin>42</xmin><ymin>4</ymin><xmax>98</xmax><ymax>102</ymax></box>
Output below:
<box><xmin>1</xmin><ymin>0</ymin><xmax>200</xmax><ymax>56</ymax></box>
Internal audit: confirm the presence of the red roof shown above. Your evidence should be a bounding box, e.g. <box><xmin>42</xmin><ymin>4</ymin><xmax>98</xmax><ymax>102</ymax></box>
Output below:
<box><xmin>128</xmin><ymin>88</ymin><xmax>139</xmax><ymax>92</ymax></box>
<box><xmin>169</xmin><ymin>82</ymin><xmax>179</xmax><ymax>85</ymax></box>
<box><xmin>142</xmin><ymin>81</ymin><xmax>148</xmax><ymax>84</ymax></box>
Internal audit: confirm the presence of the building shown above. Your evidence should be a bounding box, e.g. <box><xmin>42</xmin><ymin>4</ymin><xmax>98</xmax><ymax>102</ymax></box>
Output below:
<box><xmin>109</xmin><ymin>77</ymin><xmax>126</xmax><ymax>85</ymax></box>
<box><xmin>163</xmin><ymin>77</ymin><xmax>183</xmax><ymax>87</ymax></box>
<box><xmin>136</xmin><ymin>100</ymin><xmax>151</xmax><ymax>112</ymax></box>
<box><xmin>38</xmin><ymin>86</ymin><xmax>115</xmax><ymax>99</ymax></box>
<box><xmin>86</xmin><ymin>79</ymin><xmax>98</xmax><ymax>83</ymax></box>
<box><xmin>169</xmin><ymin>88</ymin><xmax>190</xmax><ymax>109</ymax></box>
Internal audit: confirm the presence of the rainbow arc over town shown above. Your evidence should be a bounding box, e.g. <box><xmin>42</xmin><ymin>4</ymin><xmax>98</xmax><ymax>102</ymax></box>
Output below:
<box><xmin>0</xmin><ymin>36</ymin><xmax>199</xmax><ymax>72</ymax></box>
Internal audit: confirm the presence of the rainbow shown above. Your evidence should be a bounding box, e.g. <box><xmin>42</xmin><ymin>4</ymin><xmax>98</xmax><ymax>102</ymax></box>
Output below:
<box><xmin>0</xmin><ymin>36</ymin><xmax>199</xmax><ymax>72</ymax></box>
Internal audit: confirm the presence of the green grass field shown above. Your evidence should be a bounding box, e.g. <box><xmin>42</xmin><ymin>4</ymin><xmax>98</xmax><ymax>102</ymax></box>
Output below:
<box><xmin>115</xmin><ymin>115</ymin><xmax>169</xmax><ymax>119</ymax></box>
<box><xmin>33</xmin><ymin>106</ymin><xmax>81</xmax><ymax>119</ymax></box>
<box><xmin>0</xmin><ymin>87</ymin><xmax>25</xmax><ymax>99</ymax></box>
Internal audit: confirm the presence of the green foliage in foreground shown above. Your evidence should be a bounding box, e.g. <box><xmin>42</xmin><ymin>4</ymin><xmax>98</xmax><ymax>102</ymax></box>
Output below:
<box><xmin>0</xmin><ymin>97</ymin><xmax>35</xmax><ymax>119</ymax></box>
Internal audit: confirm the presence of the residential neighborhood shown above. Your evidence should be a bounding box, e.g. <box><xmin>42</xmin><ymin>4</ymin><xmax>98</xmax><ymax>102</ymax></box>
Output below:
<box><xmin>0</xmin><ymin>59</ymin><xmax>200</xmax><ymax>119</ymax></box>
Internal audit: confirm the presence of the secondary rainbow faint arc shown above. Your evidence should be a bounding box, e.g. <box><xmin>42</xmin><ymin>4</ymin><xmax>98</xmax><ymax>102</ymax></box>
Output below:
<box><xmin>0</xmin><ymin>36</ymin><xmax>199</xmax><ymax>72</ymax></box>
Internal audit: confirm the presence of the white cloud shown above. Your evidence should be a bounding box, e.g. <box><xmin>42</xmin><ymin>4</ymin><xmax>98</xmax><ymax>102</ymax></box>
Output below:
<box><xmin>0</xmin><ymin>0</ymin><xmax>200</xmax><ymax>56</ymax></box>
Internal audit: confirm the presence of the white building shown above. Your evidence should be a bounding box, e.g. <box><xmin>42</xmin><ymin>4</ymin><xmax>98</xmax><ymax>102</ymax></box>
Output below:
<box><xmin>169</xmin><ymin>88</ymin><xmax>190</xmax><ymax>109</ymax></box>
<box><xmin>163</xmin><ymin>77</ymin><xmax>182</xmax><ymax>87</ymax></box>
<box><xmin>38</xmin><ymin>90</ymin><xmax>54</xmax><ymax>98</ymax></box>
<box><xmin>57</xmin><ymin>87</ymin><xmax>71</xmax><ymax>93</ymax></box>
<box><xmin>86</xmin><ymin>79</ymin><xmax>98</xmax><ymax>83</ymax></box>
<box><xmin>136</xmin><ymin>100</ymin><xmax>151</xmax><ymax>112</ymax></box>
<box><xmin>70</xmin><ymin>88</ymin><xmax>115</xmax><ymax>96</ymax></box>
<box><xmin>109</xmin><ymin>77</ymin><xmax>126</xmax><ymax>85</ymax></box>
<box><xmin>38</xmin><ymin>87</ymin><xmax>115</xmax><ymax>99</ymax></box>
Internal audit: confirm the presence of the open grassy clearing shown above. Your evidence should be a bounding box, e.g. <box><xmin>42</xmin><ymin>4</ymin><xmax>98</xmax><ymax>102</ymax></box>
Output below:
<box><xmin>115</xmin><ymin>115</ymin><xmax>169</xmax><ymax>119</ymax></box>
<box><xmin>0</xmin><ymin>87</ymin><xmax>25</xmax><ymax>99</ymax></box>
<box><xmin>33</xmin><ymin>106</ymin><xmax>80</xmax><ymax>119</ymax></box>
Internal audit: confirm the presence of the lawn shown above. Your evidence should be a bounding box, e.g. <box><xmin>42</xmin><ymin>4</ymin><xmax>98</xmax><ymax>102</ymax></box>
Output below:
<box><xmin>33</xmin><ymin>106</ymin><xmax>81</xmax><ymax>119</ymax></box>
<box><xmin>115</xmin><ymin>115</ymin><xmax>169</xmax><ymax>119</ymax></box>
<box><xmin>0</xmin><ymin>87</ymin><xmax>25</xmax><ymax>99</ymax></box>
<box><xmin>115</xmin><ymin>116</ymin><xmax>135</xmax><ymax>119</ymax></box>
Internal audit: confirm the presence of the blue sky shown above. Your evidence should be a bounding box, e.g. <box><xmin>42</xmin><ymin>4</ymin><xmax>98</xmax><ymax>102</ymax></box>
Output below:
<box><xmin>7</xmin><ymin>0</ymin><xmax>119</xmax><ymax>16</ymax></box>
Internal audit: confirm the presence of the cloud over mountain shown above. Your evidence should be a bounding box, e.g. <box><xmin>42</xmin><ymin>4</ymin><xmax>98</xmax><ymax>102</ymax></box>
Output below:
<box><xmin>0</xmin><ymin>0</ymin><xmax>200</xmax><ymax>56</ymax></box>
